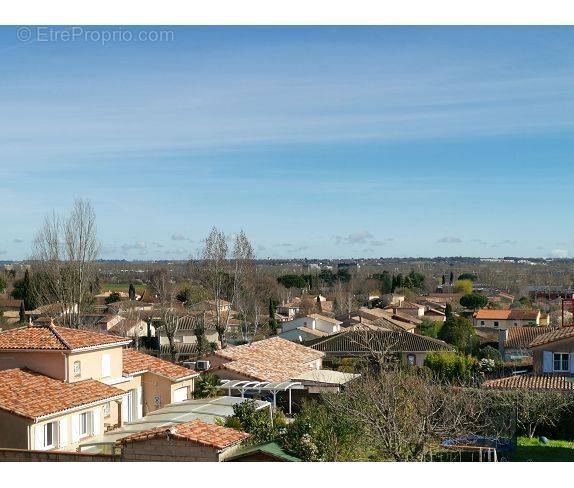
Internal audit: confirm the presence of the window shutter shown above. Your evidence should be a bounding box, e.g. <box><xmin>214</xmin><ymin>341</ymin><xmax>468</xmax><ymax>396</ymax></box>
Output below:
<box><xmin>136</xmin><ymin>387</ymin><xmax>143</xmax><ymax>419</ymax></box>
<box><xmin>122</xmin><ymin>394</ymin><xmax>129</xmax><ymax>421</ymax></box>
<box><xmin>570</xmin><ymin>353</ymin><xmax>574</xmax><ymax>374</ymax></box>
<box><xmin>71</xmin><ymin>414</ymin><xmax>80</xmax><ymax>443</ymax></box>
<box><xmin>92</xmin><ymin>408</ymin><xmax>101</xmax><ymax>436</ymax></box>
<box><xmin>101</xmin><ymin>354</ymin><xmax>111</xmax><ymax>378</ymax></box>
<box><xmin>33</xmin><ymin>424</ymin><xmax>45</xmax><ymax>450</ymax></box>
<box><xmin>542</xmin><ymin>351</ymin><xmax>553</xmax><ymax>373</ymax></box>
<box><xmin>58</xmin><ymin>419</ymin><xmax>68</xmax><ymax>448</ymax></box>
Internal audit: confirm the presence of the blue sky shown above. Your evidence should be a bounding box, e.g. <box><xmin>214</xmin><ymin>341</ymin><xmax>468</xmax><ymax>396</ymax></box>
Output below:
<box><xmin>1</xmin><ymin>26</ymin><xmax>573</xmax><ymax>260</ymax></box>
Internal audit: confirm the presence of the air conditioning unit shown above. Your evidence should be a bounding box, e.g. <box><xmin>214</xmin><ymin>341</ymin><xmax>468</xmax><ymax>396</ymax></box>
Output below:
<box><xmin>182</xmin><ymin>361</ymin><xmax>196</xmax><ymax>370</ymax></box>
<box><xmin>196</xmin><ymin>360</ymin><xmax>211</xmax><ymax>371</ymax></box>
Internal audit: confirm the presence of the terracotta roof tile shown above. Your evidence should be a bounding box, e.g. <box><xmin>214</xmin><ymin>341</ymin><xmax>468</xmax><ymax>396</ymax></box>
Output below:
<box><xmin>216</xmin><ymin>337</ymin><xmax>324</xmax><ymax>382</ymax></box>
<box><xmin>123</xmin><ymin>349</ymin><xmax>198</xmax><ymax>380</ymax></box>
<box><xmin>474</xmin><ymin>309</ymin><xmax>540</xmax><ymax>321</ymax></box>
<box><xmin>0</xmin><ymin>323</ymin><xmax>131</xmax><ymax>351</ymax></box>
<box><xmin>474</xmin><ymin>309</ymin><xmax>512</xmax><ymax>320</ymax></box>
<box><xmin>482</xmin><ymin>374</ymin><xmax>574</xmax><ymax>391</ymax></box>
<box><xmin>530</xmin><ymin>327</ymin><xmax>574</xmax><ymax>348</ymax></box>
<box><xmin>118</xmin><ymin>419</ymin><xmax>248</xmax><ymax>449</ymax></box>
<box><xmin>504</xmin><ymin>326</ymin><xmax>552</xmax><ymax>349</ymax></box>
<box><xmin>0</xmin><ymin>368</ymin><xmax>125</xmax><ymax>420</ymax></box>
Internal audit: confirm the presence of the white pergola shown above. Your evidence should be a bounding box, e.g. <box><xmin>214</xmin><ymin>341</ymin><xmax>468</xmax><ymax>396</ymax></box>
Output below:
<box><xmin>219</xmin><ymin>379</ymin><xmax>304</xmax><ymax>414</ymax></box>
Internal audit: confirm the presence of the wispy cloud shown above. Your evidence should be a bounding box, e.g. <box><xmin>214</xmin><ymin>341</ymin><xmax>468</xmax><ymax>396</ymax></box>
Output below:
<box><xmin>437</xmin><ymin>236</ymin><xmax>462</xmax><ymax>244</ymax></box>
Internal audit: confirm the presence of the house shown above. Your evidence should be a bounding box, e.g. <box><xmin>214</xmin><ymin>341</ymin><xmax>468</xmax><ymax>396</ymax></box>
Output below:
<box><xmin>358</xmin><ymin>307</ymin><xmax>417</xmax><ymax>333</ymax></box>
<box><xmin>0</xmin><ymin>297</ymin><xmax>24</xmax><ymax>325</ymax></box>
<box><xmin>117</xmin><ymin>419</ymin><xmax>249</xmax><ymax>462</ymax></box>
<box><xmin>473</xmin><ymin>309</ymin><xmax>546</xmax><ymax>329</ymax></box>
<box><xmin>276</xmin><ymin>302</ymin><xmax>301</xmax><ymax>320</ymax></box>
<box><xmin>482</xmin><ymin>327</ymin><xmax>574</xmax><ymax>392</ymax></box>
<box><xmin>79</xmin><ymin>395</ymin><xmax>271</xmax><ymax>454</ymax></box>
<box><xmin>498</xmin><ymin>326</ymin><xmax>551</xmax><ymax>363</ymax></box>
<box><xmin>0</xmin><ymin>322</ymin><xmax>198</xmax><ymax>451</ymax></box>
<box><xmin>529</xmin><ymin>327</ymin><xmax>574</xmax><ymax>375</ymax></box>
<box><xmin>308</xmin><ymin>329</ymin><xmax>453</xmax><ymax>366</ymax></box>
<box><xmin>207</xmin><ymin>336</ymin><xmax>324</xmax><ymax>383</ymax></box>
<box><xmin>156</xmin><ymin>314</ymin><xmax>219</xmax><ymax>352</ymax></box>
<box><xmin>191</xmin><ymin>299</ymin><xmax>231</xmax><ymax>314</ymax></box>
<box><xmin>108</xmin><ymin>317</ymin><xmax>153</xmax><ymax>339</ymax></box>
<box><xmin>279</xmin><ymin>313</ymin><xmax>342</xmax><ymax>342</ymax></box>
<box><xmin>386</xmin><ymin>301</ymin><xmax>426</xmax><ymax>318</ymax></box>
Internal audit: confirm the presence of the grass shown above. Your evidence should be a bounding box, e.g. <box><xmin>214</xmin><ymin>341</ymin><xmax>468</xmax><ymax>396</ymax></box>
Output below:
<box><xmin>505</xmin><ymin>437</ymin><xmax>574</xmax><ymax>462</ymax></box>
<box><xmin>100</xmin><ymin>282</ymin><xmax>145</xmax><ymax>294</ymax></box>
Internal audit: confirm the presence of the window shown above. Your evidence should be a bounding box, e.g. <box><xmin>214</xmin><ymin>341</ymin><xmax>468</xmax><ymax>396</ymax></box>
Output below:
<box><xmin>407</xmin><ymin>354</ymin><xmax>416</xmax><ymax>366</ymax></box>
<box><xmin>43</xmin><ymin>422</ymin><xmax>55</xmax><ymax>448</ymax></box>
<box><xmin>79</xmin><ymin>412</ymin><xmax>91</xmax><ymax>438</ymax></box>
<box><xmin>553</xmin><ymin>353</ymin><xmax>569</xmax><ymax>372</ymax></box>
<box><xmin>480</xmin><ymin>321</ymin><xmax>485</xmax><ymax>326</ymax></box>
<box><xmin>73</xmin><ymin>361</ymin><xmax>81</xmax><ymax>378</ymax></box>
<box><xmin>494</xmin><ymin>321</ymin><xmax>499</xmax><ymax>328</ymax></box>
<box><xmin>103</xmin><ymin>402</ymin><xmax>111</xmax><ymax>418</ymax></box>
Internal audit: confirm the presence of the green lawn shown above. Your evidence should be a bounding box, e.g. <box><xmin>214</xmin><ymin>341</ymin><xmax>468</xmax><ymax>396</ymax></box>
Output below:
<box><xmin>100</xmin><ymin>283</ymin><xmax>145</xmax><ymax>294</ymax></box>
<box><xmin>506</xmin><ymin>437</ymin><xmax>574</xmax><ymax>462</ymax></box>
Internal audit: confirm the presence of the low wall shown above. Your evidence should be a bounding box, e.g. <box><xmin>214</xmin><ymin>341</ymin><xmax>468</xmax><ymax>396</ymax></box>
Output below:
<box><xmin>0</xmin><ymin>448</ymin><xmax>119</xmax><ymax>462</ymax></box>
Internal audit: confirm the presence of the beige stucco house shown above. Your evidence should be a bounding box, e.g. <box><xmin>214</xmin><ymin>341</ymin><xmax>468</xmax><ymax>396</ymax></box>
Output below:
<box><xmin>473</xmin><ymin>308</ymin><xmax>546</xmax><ymax>329</ymax></box>
<box><xmin>0</xmin><ymin>322</ymin><xmax>198</xmax><ymax>451</ymax></box>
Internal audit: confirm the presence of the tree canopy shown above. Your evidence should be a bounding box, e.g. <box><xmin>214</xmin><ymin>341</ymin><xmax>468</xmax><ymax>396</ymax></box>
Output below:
<box><xmin>438</xmin><ymin>316</ymin><xmax>476</xmax><ymax>353</ymax></box>
<box><xmin>459</xmin><ymin>292</ymin><xmax>488</xmax><ymax>310</ymax></box>
<box><xmin>453</xmin><ymin>279</ymin><xmax>473</xmax><ymax>295</ymax></box>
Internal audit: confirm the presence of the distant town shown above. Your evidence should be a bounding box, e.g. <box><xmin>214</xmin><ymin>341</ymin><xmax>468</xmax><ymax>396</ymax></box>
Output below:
<box><xmin>1</xmin><ymin>200</ymin><xmax>574</xmax><ymax>462</ymax></box>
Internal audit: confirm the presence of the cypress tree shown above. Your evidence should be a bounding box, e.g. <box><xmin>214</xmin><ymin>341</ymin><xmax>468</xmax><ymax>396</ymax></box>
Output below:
<box><xmin>445</xmin><ymin>302</ymin><xmax>453</xmax><ymax>319</ymax></box>
<box><xmin>129</xmin><ymin>283</ymin><xmax>136</xmax><ymax>300</ymax></box>
<box><xmin>19</xmin><ymin>301</ymin><xmax>26</xmax><ymax>323</ymax></box>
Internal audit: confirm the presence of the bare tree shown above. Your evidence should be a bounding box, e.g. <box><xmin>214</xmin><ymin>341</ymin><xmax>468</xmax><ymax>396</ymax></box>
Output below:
<box><xmin>201</xmin><ymin>227</ymin><xmax>230</xmax><ymax>347</ymax></box>
<box><xmin>511</xmin><ymin>389</ymin><xmax>574</xmax><ymax>439</ymax></box>
<box><xmin>149</xmin><ymin>267</ymin><xmax>175</xmax><ymax>305</ymax></box>
<box><xmin>200</xmin><ymin>228</ymin><xmax>254</xmax><ymax>348</ymax></box>
<box><xmin>328</xmin><ymin>369</ymin><xmax>497</xmax><ymax>461</ymax></box>
<box><xmin>160</xmin><ymin>308</ymin><xmax>180</xmax><ymax>363</ymax></box>
<box><xmin>32</xmin><ymin>200</ymin><xmax>100</xmax><ymax>328</ymax></box>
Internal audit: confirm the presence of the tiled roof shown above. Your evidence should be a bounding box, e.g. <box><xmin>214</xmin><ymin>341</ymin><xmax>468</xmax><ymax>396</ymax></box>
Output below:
<box><xmin>474</xmin><ymin>309</ymin><xmax>540</xmax><ymax>321</ymax></box>
<box><xmin>216</xmin><ymin>337</ymin><xmax>324</xmax><ymax>382</ymax></box>
<box><xmin>295</xmin><ymin>326</ymin><xmax>330</xmax><ymax>337</ymax></box>
<box><xmin>482</xmin><ymin>375</ymin><xmax>574</xmax><ymax>391</ymax></box>
<box><xmin>0</xmin><ymin>323</ymin><xmax>131</xmax><ymax>351</ymax></box>
<box><xmin>474</xmin><ymin>309</ymin><xmax>512</xmax><ymax>320</ymax></box>
<box><xmin>0</xmin><ymin>297</ymin><xmax>23</xmax><ymax>308</ymax></box>
<box><xmin>509</xmin><ymin>309</ymin><xmax>540</xmax><ymax>320</ymax></box>
<box><xmin>308</xmin><ymin>330</ymin><xmax>452</xmax><ymax>354</ymax></box>
<box><xmin>530</xmin><ymin>327</ymin><xmax>574</xmax><ymax>348</ymax></box>
<box><xmin>306</xmin><ymin>314</ymin><xmax>342</xmax><ymax>325</ymax></box>
<box><xmin>117</xmin><ymin>419</ymin><xmax>249</xmax><ymax>449</ymax></box>
<box><xmin>123</xmin><ymin>349</ymin><xmax>198</xmax><ymax>380</ymax></box>
<box><xmin>0</xmin><ymin>368</ymin><xmax>124</xmax><ymax>420</ymax></box>
<box><xmin>504</xmin><ymin>326</ymin><xmax>551</xmax><ymax>349</ymax></box>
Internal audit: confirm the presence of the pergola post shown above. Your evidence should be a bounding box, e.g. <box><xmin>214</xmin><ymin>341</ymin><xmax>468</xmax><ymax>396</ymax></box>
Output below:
<box><xmin>272</xmin><ymin>391</ymin><xmax>277</xmax><ymax>408</ymax></box>
<box><xmin>288</xmin><ymin>388</ymin><xmax>292</xmax><ymax>415</ymax></box>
